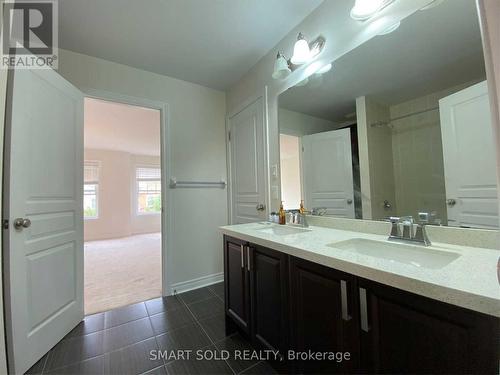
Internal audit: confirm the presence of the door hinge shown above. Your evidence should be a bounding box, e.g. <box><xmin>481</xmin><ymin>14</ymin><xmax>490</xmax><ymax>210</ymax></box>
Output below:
<box><xmin>2</xmin><ymin>219</ymin><xmax>9</xmax><ymax>229</ymax></box>
<box><xmin>302</xmin><ymin>146</ymin><xmax>304</xmax><ymax>152</ymax></box>
<box><xmin>228</xmin><ymin>130</ymin><xmax>231</xmax><ymax>141</ymax></box>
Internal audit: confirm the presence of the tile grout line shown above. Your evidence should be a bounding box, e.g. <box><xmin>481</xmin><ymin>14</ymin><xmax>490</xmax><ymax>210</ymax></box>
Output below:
<box><xmin>39</xmin><ymin>286</ymin><xmax>226</xmax><ymax>375</ymax></box>
<box><xmin>46</xmin><ymin>333</ymin><xmax>160</xmax><ymax>373</ymax></box>
<box><xmin>39</xmin><ymin>350</ymin><xmax>49</xmax><ymax>375</ymax></box>
<box><xmin>177</xmin><ymin>287</ymin><xmax>239</xmax><ymax>375</ymax></box>
<box><xmin>237</xmin><ymin>360</ymin><xmax>264</xmax><ymax>375</ymax></box>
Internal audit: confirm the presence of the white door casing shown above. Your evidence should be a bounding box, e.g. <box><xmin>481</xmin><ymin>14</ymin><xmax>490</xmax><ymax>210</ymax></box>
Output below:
<box><xmin>440</xmin><ymin>81</ymin><xmax>499</xmax><ymax>229</ymax></box>
<box><xmin>302</xmin><ymin>128</ymin><xmax>355</xmax><ymax>218</ymax></box>
<box><xmin>229</xmin><ymin>97</ymin><xmax>267</xmax><ymax>223</ymax></box>
<box><xmin>3</xmin><ymin>68</ymin><xmax>84</xmax><ymax>373</ymax></box>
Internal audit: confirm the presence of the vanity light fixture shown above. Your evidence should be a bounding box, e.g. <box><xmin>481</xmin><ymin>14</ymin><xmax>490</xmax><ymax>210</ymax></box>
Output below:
<box><xmin>272</xmin><ymin>33</ymin><xmax>326</xmax><ymax>80</ymax></box>
<box><xmin>350</xmin><ymin>0</ymin><xmax>394</xmax><ymax>21</ymax></box>
<box><xmin>291</xmin><ymin>33</ymin><xmax>311</xmax><ymax>64</ymax></box>
<box><xmin>272</xmin><ymin>52</ymin><xmax>292</xmax><ymax>80</ymax></box>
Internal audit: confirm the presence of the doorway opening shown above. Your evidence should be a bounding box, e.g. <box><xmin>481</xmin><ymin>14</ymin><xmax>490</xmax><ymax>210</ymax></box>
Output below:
<box><xmin>83</xmin><ymin>97</ymin><xmax>162</xmax><ymax>314</ymax></box>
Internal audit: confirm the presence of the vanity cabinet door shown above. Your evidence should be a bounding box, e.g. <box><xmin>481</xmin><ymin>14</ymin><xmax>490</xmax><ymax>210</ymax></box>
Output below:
<box><xmin>289</xmin><ymin>256</ymin><xmax>359</xmax><ymax>374</ymax></box>
<box><xmin>223</xmin><ymin>236</ymin><xmax>251</xmax><ymax>334</ymax></box>
<box><xmin>249</xmin><ymin>245</ymin><xmax>288</xmax><ymax>356</ymax></box>
<box><xmin>358</xmin><ymin>279</ymin><xmax>499</xmax><ymax>374</ymax></box>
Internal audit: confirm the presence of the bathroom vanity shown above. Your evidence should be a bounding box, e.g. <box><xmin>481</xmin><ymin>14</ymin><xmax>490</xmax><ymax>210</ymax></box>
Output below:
<box><xmin>220</xmin><ymin>222</ymin><xmax>499</xmax><ymax>374</ymax></box>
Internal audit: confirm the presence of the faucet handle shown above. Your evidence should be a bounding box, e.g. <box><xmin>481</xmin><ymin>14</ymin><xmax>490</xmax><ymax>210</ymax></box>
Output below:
<box><xmin>385</xmin><ymin>217</ymin><xmax>400</xmax><ymax>237</ymax></box>
<box><xmin>414</xmin><ymin>224</ymin><xmax>431</xmax><ymax>246</ymax></box>
<box><xmin>385</xmin><ymin>216</ymin><xmax>400</xmax><ymax>223</ymax></box>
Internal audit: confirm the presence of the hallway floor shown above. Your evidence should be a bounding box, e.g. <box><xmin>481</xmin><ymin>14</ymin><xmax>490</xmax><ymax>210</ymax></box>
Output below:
<box><xmin>84</xmin><ymin>233</ymin><xmax>162</xmax><ymax>314</ymax></box>
<box><xmin>26</xmin><ymin>284</ymin><xmax>275</xmax><ymax>375</ymax></box>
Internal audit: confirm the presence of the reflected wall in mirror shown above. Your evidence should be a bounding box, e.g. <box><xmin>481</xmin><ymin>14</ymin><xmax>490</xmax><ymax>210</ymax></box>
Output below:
<box><xmin>278</xmin><ymin>0</ymin><xmax>499</xmax><ymax>229</ymax></box>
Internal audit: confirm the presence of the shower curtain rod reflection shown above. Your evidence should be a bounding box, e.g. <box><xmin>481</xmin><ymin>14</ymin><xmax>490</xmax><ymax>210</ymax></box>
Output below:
<box><xmin>370</xmin><ymin>106</ymin><xmax>439</xmax><ymax>127</ymax></box>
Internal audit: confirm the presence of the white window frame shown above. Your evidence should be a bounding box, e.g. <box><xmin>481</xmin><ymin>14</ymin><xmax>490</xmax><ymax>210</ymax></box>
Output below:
<box><xmin>84</xmin><ymin>161</ymin><xmax>100</xmax><ymax>220</ymax></box>
<box><xmin>136</xmin><ymin>165</ymin><xmax>161</xmax><ymax>215</ymax></box>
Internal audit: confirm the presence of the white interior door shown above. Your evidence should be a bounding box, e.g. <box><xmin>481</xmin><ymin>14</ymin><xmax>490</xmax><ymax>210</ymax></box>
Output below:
<box><xmin>302</xmin><ymin>128</ymin><xmax>355</xmax><ymax>218</ymax></box>
<box><xmin>439</xmin><ymin>81</ymin><xmax>499</xmax><ymax>229</ymax></box>
<box><xmin>229</xmin><ymin>97</ymin><xmax>267</xmax><ymax>223</ymax></box>
<box><xmin>3</xmin><ymin>68</ymin><xmax>84</xmax><ymax>373</ymax></box>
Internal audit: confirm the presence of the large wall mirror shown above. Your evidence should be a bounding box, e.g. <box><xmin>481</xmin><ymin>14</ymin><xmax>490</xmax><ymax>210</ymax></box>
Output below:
<box><xmin>278</xmin><ymin>0</ymin><xmax>499</xmax><ymax>229</ymax></box>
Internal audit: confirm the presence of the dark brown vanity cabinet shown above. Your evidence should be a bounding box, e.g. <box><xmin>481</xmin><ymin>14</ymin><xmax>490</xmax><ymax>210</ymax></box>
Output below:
<box><xmin>249</xmin><ymin>244</ymin><xmax>288</xmax><ymax>354</ymax></box>
<box><xmin>358</xmin><ymin>279</ymin><xmax>499</xmax><ymax>375</ymax></box>
<box><xmin>223</xmin><ymin>236</ymin><xmax>288</xmax><ymax>354</ymax></box>
<box><xmin>288</xmin><ymin>256</ymin><xmax>359</xmax><ymax>374</ymax></box>
<box><xmin>223</xmin><ymin>236</ymin><xmax>499</xmax><ymax>374</ymax></box>
<box><xmin>224</xmin><ymin>236</ymin><xmax>251</xmax><ymax>333</ymax></box>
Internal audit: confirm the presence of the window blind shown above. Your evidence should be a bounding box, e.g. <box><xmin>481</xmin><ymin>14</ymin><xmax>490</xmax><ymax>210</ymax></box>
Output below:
<box><xmin>136</xmin><ymin>167</ymin><xmax>161</xmax><ymax>181</ymax></box>
<box><xmin>84</xmin><ymin>162</ymin><xmax>100</xmax><ymax>184</ymax></box>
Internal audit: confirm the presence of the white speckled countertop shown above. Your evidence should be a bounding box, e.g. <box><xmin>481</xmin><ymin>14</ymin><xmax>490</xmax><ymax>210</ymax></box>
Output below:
<box><xmin>220</xmin><ymin>222</ymin><xmax>500</xmax><ymax>318</ymax></box>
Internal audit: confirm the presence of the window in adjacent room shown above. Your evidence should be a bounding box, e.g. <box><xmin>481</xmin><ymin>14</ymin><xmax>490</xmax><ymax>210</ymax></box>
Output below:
<box><xmin>84</xmin><ymin>161</ymin><xmax>100</xmax><ymax>219</ymax></box>
<box><xmin>136</xmin><ymin>166</ymin><xmax>161</xmax><ymax>214</ymax></box>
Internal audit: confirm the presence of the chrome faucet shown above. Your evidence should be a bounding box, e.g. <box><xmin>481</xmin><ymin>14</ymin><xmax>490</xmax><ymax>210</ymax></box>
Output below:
<box><xmin>386</xmin><ymin>216</ymin><xmax>431</xmax><ymax>246</ymax></box>
<box><xmin>294</xmin><ymin>212</ymin><xmax>309</xmax><ymax>228</ymax></box>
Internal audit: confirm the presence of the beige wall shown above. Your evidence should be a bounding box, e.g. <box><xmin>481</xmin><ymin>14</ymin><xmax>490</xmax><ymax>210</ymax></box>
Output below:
<box><xmin>356</xmin><ymin>96</ymin><xmax>397</xmax><ymax>220</ymax></box>
<box><xmin>57</xmin><ymin>49</ymin><xmax>227</xmax><ymax>292</ymax></box>
<box><xmin>279</xmin><ymin>134</ymin><xmax>302</xmax><ymax>210</ymax></box>
<box><xmin>84</xmin><ymin>149</ymin><xmax>161</xmax><ymax>241</ymax></box>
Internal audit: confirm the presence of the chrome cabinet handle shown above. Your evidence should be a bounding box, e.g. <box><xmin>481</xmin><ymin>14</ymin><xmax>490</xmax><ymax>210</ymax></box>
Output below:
<box><xmin>446</xmin><ymin>199</ymin><xmax>457</xmax><ymax>206</ymax></box>
<box><xmin>14</xmin><ymin>218</ymin><xmax>31</xmax><ymax>230</ymax></box>
<box><xmin>347</xmin><ymin>199</ymin><xmax>353</xmax><ymax>205</ymax></box>
<box><xmin>340</xmin><ymin>280</ymin><xmax>351</xmax><ymax>321</ymax></box>
<box><xmin>256</xmin><ymin>203</ymin><xmax>266</xmax><ymax>211</ymax></box>
<box><xmin>246</xmin><ymin>246</ymin><xmax>251</xmax><ymax>271</ymax></box>
<box><xmin>240</xmin><ymin>244</ymin><xmax>244</xmax><ymax>268</ymax></box>
<box><xmin>359</xmin><ymin>287</ymin><xmax>370</xmax><ymax>332</ymax></box>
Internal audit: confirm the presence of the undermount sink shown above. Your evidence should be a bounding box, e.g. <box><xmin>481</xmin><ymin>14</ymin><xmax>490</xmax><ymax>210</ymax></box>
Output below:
<box><xmin>328</xmin><ymin>238</ymin><xmax>460</xmax><ymax>269</ymax></box>
<box><xmin>256</xmin><ymin>224</ymin><xmax>312</xmax><ymax>236</ymax></box>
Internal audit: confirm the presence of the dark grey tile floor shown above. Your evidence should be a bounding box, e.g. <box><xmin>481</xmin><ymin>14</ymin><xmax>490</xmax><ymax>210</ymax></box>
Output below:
<box><xmin>26</xmin><ymin>283</ymin><xmax>276</xmax><ymax>375</ymax></box>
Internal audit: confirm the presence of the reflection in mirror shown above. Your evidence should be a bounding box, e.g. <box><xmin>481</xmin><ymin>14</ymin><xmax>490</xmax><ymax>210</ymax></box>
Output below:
<box><xmin>278</xmin><ymin>0</ymin><xmax>498</xmax><ymax>229</ymax></box>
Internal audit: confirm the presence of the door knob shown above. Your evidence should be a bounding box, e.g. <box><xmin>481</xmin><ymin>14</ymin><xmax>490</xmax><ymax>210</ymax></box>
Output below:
<box><xmin>256</xmin><ymin>203</ymin><xmax>266</xmax><ymax>211</ymax></box>
<box><xmin>446</xmin><ymin>199</ymin><xmax>457</xmax><ymax>206</ymax></box>
<box><xmin>347</xmin><ymin>199</ymin><xmax>353</xmax><ymax>205</ymax></box>
<box><xmin>14</xmin><ymin>218</ymin><xmax>31</xmax><ymax>230</ymax></box>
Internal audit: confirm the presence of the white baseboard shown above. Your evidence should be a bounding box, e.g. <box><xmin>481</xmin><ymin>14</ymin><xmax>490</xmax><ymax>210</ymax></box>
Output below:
<box><xmin>169</xmin><ymin>272</ymin><xmax>224</xmax><ymax>295</ymax></box>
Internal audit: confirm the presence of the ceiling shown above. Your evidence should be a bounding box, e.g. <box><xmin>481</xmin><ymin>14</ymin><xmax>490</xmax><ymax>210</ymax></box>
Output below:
<box><xmin>84</xmin><ymin>98</ymin><xmax>161</xmax><ymax>156</ymax></box>
<box><xmin>59</xmin><ymin>0</ymin><xmax>323</xmax><ymax>90</ymax></box>
<box><xmin>279</xmin><ymin>0</ymin><xmax>486</xmax><ymax>122</ymax></box>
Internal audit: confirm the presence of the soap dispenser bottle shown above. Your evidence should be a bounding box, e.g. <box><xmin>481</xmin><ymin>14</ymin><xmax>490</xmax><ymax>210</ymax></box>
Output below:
<box><xmin>279</xmin><ymin>201</ymin><xmax>286</xmax><ymax>225</ymax></box>
<box><xmin>299</xmin><ymin>200</ymin><xmax>305</xmax><ymax>214</ymax></box>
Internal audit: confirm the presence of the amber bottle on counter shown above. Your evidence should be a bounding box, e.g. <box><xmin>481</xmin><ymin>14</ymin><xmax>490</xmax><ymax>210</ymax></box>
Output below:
<box><xmin>279</xmin><ymin>201</ymin><xmax>286</xmax><ymax>225</ymax></box>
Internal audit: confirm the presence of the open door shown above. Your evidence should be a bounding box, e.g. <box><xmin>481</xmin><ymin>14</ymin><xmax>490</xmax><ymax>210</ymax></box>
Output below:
<box><xmin>439</xmin><ymin>81</ymin><xmax>499</xmax><ymax>229</ymax></box>
<box><xmin>302</xmin><ymin>128</ymin><xmax>355</xmax><ymax>218</ymax></box>
<box><xmin>3</xmin><ymin>68</ymin><xmax>84</xmax><ymax>373</ymax></box>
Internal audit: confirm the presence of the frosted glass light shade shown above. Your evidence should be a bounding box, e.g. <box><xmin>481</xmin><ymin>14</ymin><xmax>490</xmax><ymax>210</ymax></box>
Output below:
<box><xmin>272</xmin><ymin>53</ymin><xmax>291</xmax><ymax>80</ymax></box>
<box><xmin>350</xmin><ymin>0</ymin><xmax>385</xmax><ymax>20</ymax></box>
<box><xmin>291</xmin><ymin>34</ymin><xmax>310</xmax><ymax>65</ymax></box>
